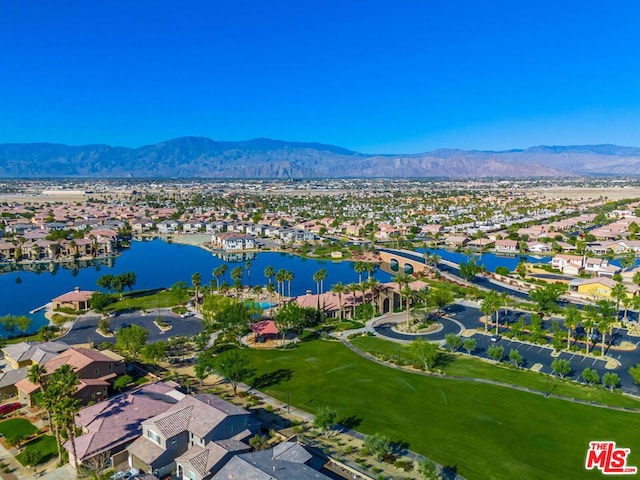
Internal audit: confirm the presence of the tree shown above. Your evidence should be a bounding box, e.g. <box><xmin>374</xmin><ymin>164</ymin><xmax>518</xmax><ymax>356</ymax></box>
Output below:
<box><xmin>98</xmin><ymin>318</ymin><xmax>111</xmax><ymax>334</ymax></box>
<box><xmin>462</xmin><ymin>338</ymin><xmax>477</xmax><ymax>354</ymax></box>
<box><xmin>551</xmin><ymin>358</ymin><xmax>571</xmax><ymax>379</ymax></box>
<box><xmin>610</xmin><ymin>282</ymin><xmax>628</xmax><ymax>315</ymax></box>
<box><xmin>401</xmin><ymin>284</ymin><xmax>414</xmax><ymax>326</ymax></box>
<box><xmin>620</xmin><ymin>251</ymin><xmax>636</xmax><ymax>269</ymax></box>
<box><xmin>603</xmin><ymin>372</ymin><xmax>620</xmax><ymax>391</ymax></box>
<box><xmin>313</xmin><ymin>268</ymin><xmax>327</xmax><ymax>295</ymax></box>
<box><xmin>596</xmin><ymin>299</ymin><xmax>616</xmax><ymax>357</ymax></box>
<box><xmin>15</xmin><ymin>315</ymin><xmax>31</xmax><ymax>335</ymax></box>
<box><xmin>629</xmin><ymin>364</ymin><xmax>640</xmax><ymax>385</ymax></box>
<box><xmin>264</xmin><ymin>265</ymin><xmax>275</xmax><ymax>285</ymax></box>
<box><xmin>332</xmin><ymin>282</ymin><xmax>345</xmax><ymax>320</ymax></box>
<box><xmin>170</xmin><ymin>281</ymin><xmax>190</xmax><ymax>305</ymax></box>
<box><xmin>115</xmin><ymin>324</ymin><xmax>149</xmax><ymax>357</ymax></box>
<box><xmin>445</xmin><ymin>333</ymin><xmax>462</xmax><ymax>352</ymax></box>
<box><xmin>529</xmin><ymin>283</ymin><xmax>565</xmax><ymax>316</ymax></box>
<box><xmin>90</xmin><ymin>292</ymin><xmax>113</xmax><ymax>313</ymax></box>
<box><xmin>213</xmin><ymin>266</ymin><xmax>225</xmax><ymax>291</ymax></box>
<box><xmin>245</xmin><ymin>261</ymin><xmax>252</xmax><ymax>287</ymax></box>
<box><xmin>563</xmin><ymin>305</ymin><xmax>581</xmax><ymax>351</ymax></box>
<box><xmin>96</xmin><ymin>273</ymin><xmax>115</xmax><ymax>292</ymax></box>
<box><xmin>249</xmin><ymin>434</ymin><xmax>271</xmax><ymax>451</ymax></box>
<box><xmin>141</xmin><ymin>341</ymin><xmax>168</xmax><ymax>363</ymax></box>
<box><xmin>215</xmin><ymin>303</ymin><xmax>250</xmax><ymax>343</ymax></box>
<box><xmin>427</xmin><ymin>288</ymin><xmax>454</xmax><ymax>316</ymax></box>
<box><xmin>418</xmin><ymin>460</ymin><xmax>440</xmax><ymax>480</ymax></box>
<box><xmin>113</xmin><ymin>374</ymin><xmax>133</xmax><ymax>391</ymax></box>
<box><xmin>285</xmin><ymin>270</ymin><xmax>294</xmax><ymax>298</ymax></box>
<box><xmin>509</xmin><ymin>349</ymin><xmax>522</xmax><ymax>368</ymax></box>
<box><xmin>487</xmin><ymin>345</ymin><xmax>504</xmax><ymax>363</ymax></box>
<box><xmin>363</xmin><ymin>432</ymin><xmax>392</xmax><ymax>461</ymax></box>
<box><xmin>353</xmin><ymin>261</ymin><xmax>367</xmax><ymax>284</ymax></box>
<box><xmin>480</xmin><ymin>291</ymin><xmax>501</xmax><ymax>332</ymax></box>
<box><xmin>230</xmin><ymin>266</ymin><xmax>244</xmax><ymax>297</ymax></box>
<box><xmin>459</xmin><ymin>257</ymin><xmax>483</xmax><ymax>281</ymax></box>
<box><xmin>215</xmin><ymin>350</ymin><xmax>252</xmax><ymax>395</ymax></box>
<box><xmin>582</xmin><ymin>368</ymin><xmax>600</xmax><ymax>386</ymax></box>
<box><xmin>191</xmin><ymin>272</ymin><xmax>202</xmax><ymax>311</ymax></box>
<box><xmin>409</xmin><ymin>338</ymin><xmax>440</xmax><ymax>371</ymax></box>
<box><xmin>313</xmin><ymin>405</ymin><xmax>337</xmax><ymax>437</ymax></box>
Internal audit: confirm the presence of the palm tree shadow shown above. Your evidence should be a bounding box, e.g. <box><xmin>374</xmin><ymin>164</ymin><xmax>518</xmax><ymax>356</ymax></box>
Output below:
<box><xmin>251</xmin><ymin>368</ymin><xmax>293</xmax><ymax>389</ymax></box>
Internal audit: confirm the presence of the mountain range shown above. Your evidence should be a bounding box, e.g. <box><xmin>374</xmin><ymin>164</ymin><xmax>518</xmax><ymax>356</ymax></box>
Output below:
<box><xmin>1</xmin><ymin>137</ymin><xmax>640</xmax><ymax>178</ymax></box>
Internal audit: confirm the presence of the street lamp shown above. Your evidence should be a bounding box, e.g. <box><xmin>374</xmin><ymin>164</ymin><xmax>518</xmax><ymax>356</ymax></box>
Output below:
<box><xmin>287</xmin><ymin>392</ymin><xmax>291</xmax><ymax>414</ymax></box>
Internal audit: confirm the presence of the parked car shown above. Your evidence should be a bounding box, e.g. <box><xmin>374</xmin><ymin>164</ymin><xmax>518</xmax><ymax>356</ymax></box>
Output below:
<box><xmin>490</xmin><ymin>333</ymin><xmax>501</xmax><ymax>342</ymax></box>
<box><xmin>118</xmin><ymin>322</ymin><xmax>131</xmax><ymax>330</ymax></box>
<box><xmin>0</xmin><ymin>402</ymin><xmax>22</xmax><ymax>415</ymax></box>
<box><xmin>180</xmin><ymin>312</ymin><xmax>193</xmax><ymax>318</ymax></box>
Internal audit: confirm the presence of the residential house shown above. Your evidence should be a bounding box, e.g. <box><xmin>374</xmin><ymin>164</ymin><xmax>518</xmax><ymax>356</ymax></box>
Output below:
<box><xmin>211</xmin><ymin>442</ymin><xmax>332</xmax><ymax>480</ymax></box>
<box><xmin>52</xmin><ymin>287</ymin><xmax>94</xmax><ymax>311</ymax></box>
<box><xmin>65</xmin><ymin>382</ymin><xmax>184</xmax><ymax>468</ymax></box>
<box><xmin>495</xmin><ymin>239</ymin><xmax>518</xmax><ymax>254</ymax></box>
<box><xmin>467</xmin><ymin>238</ymin><xmax>495</xmax><ymax>250</ymax></box>
<box><xmin>126</xmin><ymin>394</ymin><xmax>254</xmax><ymax>477</ymax></box>
<box><xmin>1</xmin><ymin>341</ymin><xmax>69</xmax><ymax>369</ymax></box>
<box><xmin>551</xmin><ymin>254</ymin><xmax>584</xmax><ymax>275</ymax></box>
<box><xmin>444</xmin><ymin>235</ymin><xmax>469</xmax><ymax>248</ymax></box>
<box><xmin>211</xmin><ymin>233</ymin><xmax>256</xmax><ymax>251</ymax></box>
<box><xmin>527</xmin><ymin>241</ymin><xmax>552</xmax><ymax>254</ymax></box>
<box><xmin>16</xmin><ymin>347</ymin><xmax>125</xmax><ymax>407</ymax></box>
<box><xmin>157</xmin><ymin>221</ymin><xmax>180</xmax><ymax>234</ymax></box>
<box><xmin>572</xmin><ymin>278</ymin><xmax>623</xmax><ymax>298</ymax></box>
<box><xmin>584</xmin><ymin>258</ymin><xmax>620</xmax><ymax>278</ymax></box>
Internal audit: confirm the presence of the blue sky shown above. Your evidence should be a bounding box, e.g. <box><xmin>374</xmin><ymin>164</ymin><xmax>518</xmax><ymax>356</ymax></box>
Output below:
<box><xmin>1</xmin><ymin>1</ymin><xmax>639</xmax><ymax>153</ymax></box>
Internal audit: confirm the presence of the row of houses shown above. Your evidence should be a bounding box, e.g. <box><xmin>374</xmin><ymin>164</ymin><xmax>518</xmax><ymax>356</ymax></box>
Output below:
<box><xmin>67</xmin><ymin>381</ymin><xmax>334</xmax><ymax>480</ymax></box>
<box><xmin>551</xmin><ymin>255</ymin><xmax>620</xmax><ymax>277</ymax></box>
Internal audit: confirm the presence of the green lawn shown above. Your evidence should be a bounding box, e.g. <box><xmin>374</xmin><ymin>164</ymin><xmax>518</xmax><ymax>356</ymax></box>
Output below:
<box><xmin>350</xmin><ymin>335</ymin><xmax>640</xmax><ymax>409</ymax></box>
<box><xmin>0</xmin><ymin>418</ymin><xmax>37</xmax><ymax>442</ymax></box>
<box><xmin>107</xmin><ymin>289</ymin><xmax>183</xmax><ymax>312</ymax></box>
<box><xmin>243</xmin><ymin>339</ymin><xmax>640</xmax><ymax>480</ymax></box>
<box><xmin>15</xmin><ymin>435</ymin><xmax>57</xmax><ymax>466</ymax></box>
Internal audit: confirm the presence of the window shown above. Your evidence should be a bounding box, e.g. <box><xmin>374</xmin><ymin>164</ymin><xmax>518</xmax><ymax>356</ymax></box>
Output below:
<box><xmin>95</xmin><ymin>368</ymin><xmax>100</xmax><ymax>375</ymax></box>
<box><xmin>108</xmin><ymin>364</ymin><xmax>113</xmax><ymax>371</ymax></box>
<box><xmin>147</xmin><ymin>430</ymin><xmax>160</xmax><ymax>445</ymax></box>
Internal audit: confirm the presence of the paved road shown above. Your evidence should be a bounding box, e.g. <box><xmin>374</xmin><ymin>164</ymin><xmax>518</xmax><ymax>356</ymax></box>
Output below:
<box><xmin>59</xmin><ymin>308</ymin><xmax>203</xmax><ymax>345</ymax></box>
<box><xmin>373</xmin><ymin>315</ymin><xmax>463</xmax><ymax>343</ymax></box>
<box><xmin>374</xmin><ymin>302</ymin><xmax>640</xmax><ymax>395</ymax></box>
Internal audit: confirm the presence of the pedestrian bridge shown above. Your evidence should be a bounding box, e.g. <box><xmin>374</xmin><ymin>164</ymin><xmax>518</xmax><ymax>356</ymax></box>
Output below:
<box><xmin>378</xmin><ymin>248</ymin><xmax>427</xmax><ymax>275</ymax></box>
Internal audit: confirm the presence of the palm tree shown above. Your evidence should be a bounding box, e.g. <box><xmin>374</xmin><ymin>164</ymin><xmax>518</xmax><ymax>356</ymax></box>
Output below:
<box><xmin>245</xmin><ymin>261</ymin><xmax>253</xmax><ymax>287</ymax></box>
<box><xmin>317</xmin><ymin>268</ymin><xmax>327</xmax><ymax>294</ymax></box>
<box><xmin>365</xmin><ymin>262</ymin><xmax>377</xmax><ymax>280</ymax></box>
<box><xmin>480</xmin><ymin>291</ymin><xmax>500</xmax><ymax>333</ymax></box>
<box><xmin>611</xmin><ymin>282</ymin><xmax>628</xmax><ymax>318</ymax></box>
<box><xmin>264</xmin><ymin>265</ymin><xmax>275</xmax><ymax>284</ymax></box>
<box><xmin>275</xmin><ymin>269</ymin><xmax>287</xmax><ymax>304</ymax></box>
<box><xmin>27</xmin><ymin>364</ymin><xmax>51</xmax><ymax>427</ymax></box>
<box><xmin>401</xmin><ymin>284</ymin><xmax>414</xmax><ymax>327</ymax></box>
<box><xmin>597</xmin><ymin>299</ymin><xmax>616</xmax><ymax>357</ymax></box>
<box><xmin>212</xmin><ymin>266</ymin><xmax>224</xmax><ymax>291</ymax></box>
<box><xmin>633</xmin><ymin>271</ymin><xmax>640</xmax><ymax>288</ymax></box>
<box><xmin>366</xmin><ymin>277</ymin><xmax>380</xmax><ymax>314</ymax></box>
<box><xmin>347</xmin><ymin>283</ymin><xmax>360</xmax><ymax>318</ymax></box>
<box><xmin>191</xmin><ymin>272</ymin><xmax>202</xmax><ymax>311</ymax></box>
<box><xmin>563</xmin><ymin>305</ymin><xmax>581</xmax><ymax>351</ymax></box>
<box><xmin>312</xmin><ymin>270</ymin><xmax>323</xmax><ymax>295</ymax></box>
<box><xmin>56</xmin><ymin>396</ymin><xmax>80</xmax><ymax>467</ymax></box>
<box><xmin>582</xmin><ymin>304</ymin><xmax>598</xmax><ymax>355</ymax></box>
<box><xmin>230</xmin><ymin>266</ymin><xmax>244</xmax><ymax>299</ymax></box>
<box><xmin>393</xmin><ymin>273</ymin><xmax>409</xmax><ymax>310</ymax></box>
<box><xmin>332</xmin><ymin>282</ymin><xmax>345</xmax><ymax>320</ymax></box>
<box><xmin>354</xmin><ymin>261</ymin><xmax>366</xmax><ymax>284</ymax></box>
<box><xmin>266</xmin><ymin>282</ymin><xmax>276</xmax><ymax>308</ymax></box>
<box><xmin>285</xmin><ymin>270</ymin><xmax>294</xmax><ymax>298</ymax></box>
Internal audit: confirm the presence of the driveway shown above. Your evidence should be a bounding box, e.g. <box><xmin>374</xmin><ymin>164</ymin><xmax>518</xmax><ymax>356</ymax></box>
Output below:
<box><xmin>59</xmin><ymin>308</ymin><xmax>203</xmax><ymax>345</ymax></box>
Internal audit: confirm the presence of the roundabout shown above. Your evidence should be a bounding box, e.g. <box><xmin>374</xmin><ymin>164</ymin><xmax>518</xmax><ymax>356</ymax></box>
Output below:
<box><xmin>372</xmin><ymin>312</ymin><xmax>465</xmax><ymax>343</ymax></box>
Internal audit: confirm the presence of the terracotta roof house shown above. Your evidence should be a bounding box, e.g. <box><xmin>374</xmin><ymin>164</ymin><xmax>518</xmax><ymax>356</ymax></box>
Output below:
<box><xmin>126</xmin><ymin>394</ymin><xmax>255</xmax><ymax>477</ymax></box>
<box><xmin>65</xmin><ymin>382</ymin><xmax>184</xmax><ymax>468</ymax></box>
<box><xmin>16</xmin><ymin>347</ymin><xmax>125</xmax><ymax>407</ymax></box>
<box><xmin>211</xmin><ymin>442</ymin><xmax>332</xmax><ymax>480</ymax></box>
<box><xmin>52</xmin><ymin>287</ymin><xmax>94</xmax><ymax>311</ymax></box>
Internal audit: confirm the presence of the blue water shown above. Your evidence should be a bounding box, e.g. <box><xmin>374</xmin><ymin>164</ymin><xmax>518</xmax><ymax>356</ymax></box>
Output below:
<box><xmin>418</xmin><ymin>248</ymin><xmax>551</xmax><ymax>272</ymax></box>
<box><xmin>0</xmin><ymin>239</ymin><xmax>392</xmax><ymax>335</ymax></box>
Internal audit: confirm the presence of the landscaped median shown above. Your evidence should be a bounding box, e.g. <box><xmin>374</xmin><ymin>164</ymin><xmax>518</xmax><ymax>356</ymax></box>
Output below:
<box><xmin>241</xmin><ymin>337</ymin><xmax>640</xmax><ymax>480</ymax></box>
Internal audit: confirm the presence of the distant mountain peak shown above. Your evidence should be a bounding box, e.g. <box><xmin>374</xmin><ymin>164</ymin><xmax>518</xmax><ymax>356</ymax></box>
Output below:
<box><xmin>0</xmin><ymin>138</ymin><xmax>638</xmax><ymax>178</ymax></box>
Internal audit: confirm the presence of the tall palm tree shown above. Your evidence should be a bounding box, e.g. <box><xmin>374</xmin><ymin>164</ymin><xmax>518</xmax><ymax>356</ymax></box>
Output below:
<box><xmin>366</xmin><ymin>277</ymin><xmax>380</xmax><ymax>314</ymax></box>
<box><xmin>230</xmin><ymin>266</ymin><xmax>244</xmax><ymax>299</ymax></box>
<box><xmin>266</xmin><ymin>282</ymin><xmax>276</xmax><ymax>308</ymax></box>
<box><xmin>212</xmin><ymin>266</ymin><xmax>224</xmax><ymax>291</ymax></box>
<box><xmin>401</xmin><ymin>284</ymin><xmax>414</xmax><ymax>327</ymax></box>
<box><xmin>245</xmin><ymin>261</ymin><xmax>253</xmax><ymax>287</ymax></box>
<box><xmin>347</xmin><ymin>283</ymin><xmax>360</xmax><ymax>318</ymax></box>
<box><xmin>582</xmin><ymin>304</ymin><xmax>598</xmax><ymax>355</ymax></box>
<box><xmin>264</xmin><ymin>265</ymin><xmax>275</xmax><ymax>284</ymax></box>
<box><xmin>57</xmin><ymin>396</ymin><xmax>80</xmax><ymax>466</ymax></box>
<box><xmin>393</xmin><ymin>273</ymin><xmax>409</xmax><ymax>310</ymax></box>
<box><xmin>317</xmin><ymin>268</ymin><xmax>327</xmax><ymax>294</ymax></box>
<box><xmin>285</xmin><ymin>270</ymin><xmax>294</xmax><ymax>298</ymax></box>
<box><xmin>354</xmin><ymin>261</ymin><xmax>366</xmax><ymax>284</ymax></box>
<box><xmin>332</xmin><ymin>282</ymin><xmax>345</xmax><ymax>320</ymax></box>
<box><xmin>27</xmin><ymin>364</ymin><xmax>50</xmax><ymax>427</ymax></box>
<box><xmin>480</xmin><ymin>291</ymin><xmax>499</xmax><ymax>333</ymax></box>
<box><xmin>275</xmin><ymin>269</ymin><xmax>287</xmax><ymax>304</ymax></box>
<box><xmin>365</xmin><ymin>262</ymin><xmax>377</xmax><ymax>280</ymax></box>
<box><xmin>312</xmin><ymin>270</ymin><xmax>323</xmax><ymax>295</ymax></box>
<box><xmin>610</xmin><ymin>282</ymin><xmax>628</xmax><ymax>317</ymax></box>
<box><xmin>563</xmin><ymin>305</ymin><xmax>581</xmax><ymax>351</ymax></box>
<box><xmin>191</xmin><ymin>272</ymin><xmax>201</xmax><ymax>311</ymax></box>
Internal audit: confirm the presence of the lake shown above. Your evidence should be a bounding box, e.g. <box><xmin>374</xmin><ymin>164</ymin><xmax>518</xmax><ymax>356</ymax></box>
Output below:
<box><xmin>419</xmin><ymin>247</ymin><xmax>552</xmax><ymax>271</ymax></box>
<box><xmin>0</xmin><ymin>239</ymin><xmax>392</xmax><ymax>335</ymax></box>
